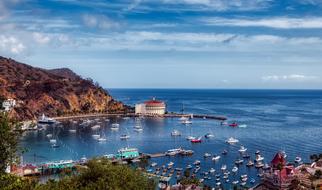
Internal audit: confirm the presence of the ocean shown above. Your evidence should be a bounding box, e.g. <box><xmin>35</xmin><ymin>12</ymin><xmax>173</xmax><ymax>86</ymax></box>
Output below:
<box><xmin>20</xmin><ymin>89</ymin><xmax>322</xmax><ymax>188</ymax></box>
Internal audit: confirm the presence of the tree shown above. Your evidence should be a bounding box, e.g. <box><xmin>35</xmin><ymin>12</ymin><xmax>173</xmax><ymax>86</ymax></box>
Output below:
<box><xmin>0</xmin><ymin>112</ymin><xmax>22</xmax><ymax>174</ymax></box>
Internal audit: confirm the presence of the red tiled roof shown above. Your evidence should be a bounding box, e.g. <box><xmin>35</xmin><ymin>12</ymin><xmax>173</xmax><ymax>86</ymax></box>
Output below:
<box><xmin>271</xmin><ymin>152</ymin><xmax>286</xmax><ymax>167</ymax></box>
<box><xmin>144</xmin><ymin>99</ymin><xmax>165</xmax><ymax>106</ymax></box>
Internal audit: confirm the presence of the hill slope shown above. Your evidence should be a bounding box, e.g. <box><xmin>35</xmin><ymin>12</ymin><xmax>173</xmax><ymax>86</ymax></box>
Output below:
<box><xmin>0</xmin><ymin>56</ymin><xmax>131</xmax><ymax>120</ymax></box>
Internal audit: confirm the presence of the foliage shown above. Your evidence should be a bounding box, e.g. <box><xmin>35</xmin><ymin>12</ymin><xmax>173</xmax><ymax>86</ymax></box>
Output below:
<box><xmin>0</xmin><ymin>112</ymin><xmax>22</xmax><ymax>174</ymax></box>
<box><xmin>0</xmin><ymin>174</ymin><xmax>36</xmax><ymax>190</ymax></box>
<box><xmin>179</xmin><ymin>177</ymin><xmax>200</xmax><ymax>186</ymax></box>
<box><xmin>314</xmin><ymin>170</ymin><xmax>322</xmax><ymax>179</ymax></box>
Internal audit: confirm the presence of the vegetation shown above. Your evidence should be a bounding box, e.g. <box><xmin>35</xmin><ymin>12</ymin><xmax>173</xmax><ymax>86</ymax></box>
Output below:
<box><xmin>0</xmin><ymin>112</ymin><xmax>22</xmax><ymax>174</ymax></box>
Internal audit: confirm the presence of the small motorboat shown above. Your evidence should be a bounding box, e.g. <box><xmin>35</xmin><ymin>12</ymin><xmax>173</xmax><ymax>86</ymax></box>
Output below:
<box><xmin>232</xmin><ymin>166</ymin><xmax>238</xmax><ymax>173</ymax></box>
<box><xmin>186</xmin><ymin>165</ymin><xmax>192</xmax><ymax>169</ymax></box>
<box><xmin>238</xmin><ymin>146</ymin><xmax>247</xmax><ymax>153</ymax></box>
<box><xmin>263</xmin><ymin>163</ymin><xmax>271</xmax><ymax>170</ymax></box>
<box><xmin>204</xmin><ymin>153</ymin><xmax>212</xmax><ymax>158</ymax></box>
<box><xmin>120</xmin><ymin>134</ymin><xmax>130</xmax><ymax>140</ymax></box>
<box><xmin>134</xmin><ymin>128</ymin><xmax>143</xmax><ymax>132</ymax></box>
<box><xmin>171</xmin><ymin>130</ymin><xmax>181</xmax><ymax>136</ymax></box>
<box><xmin>232</xmin><ymin>180</ymin><xmax>239</xmax><ymax>185</ymax></box>
<box><xmin>295</xmin><ymin>156</ymin><xmax>302</xmax><ymax>163</ymax></box>
<box><xmin>226</xmin><ymin>137</ymin><xmax>239</xmax><ymax>144</ymax></box>
<box><xmin>256</xmin><ymin>154</ymin><xmax>265</xmax><ymax>162</ymax></box>
<box><xmin>91</xmin><ymin>125</ymin><xmax>100</xmax><ymax>130</ymax></box>
<box><xmin>191</xmin><ymin>137</ymin><xmax>202</xmax><ymax>143</ymax></box>
<box><xmin>242</xmin><ymin>154</ymin><xmax>251</xmax><ymax>159</ymax></box>
<box><xmin>255</xmin><ymin>162</ymin><xmax>264</xmax><ymax>168</ymax></box>
<box><xmin>255</xmin><ymin>150</ymin><xmax>261</xmax><ymax>154</ymax></box>
<box><xmin>221</xmin><ymin>121</ymin><xmax>228</xmax><ymax>126</ymax></box>
<box><xmin>51</xmin><ymin>143</ymin><xmax>59</xmax><ymax>148</ymax></box>
<box><xmin>235</xmin><ymin>158</ymin><xmax>244</xmax><ymax>165</ymax></box>
<box><xmin>167</xmin><ymin>162</ymin><xmax>174</xmax><ymax>167</ymax></box>
<box><xmin>209</xmin><ymin>168</ymin><xmax>216</xmax><ymax>174</ymax></box>
<box><xmin>204</xmin><ymin>133</ymin><xmax>214</xmax><ymax>138</ymax></box>
<box><xmin>111</xmin><ymin>123</ymin><xmax>119</xmax><ymax>130</ymax></box>
<box><xmin>97</xmin><ymin>136</ymin><xmax>107</xmax><ymax>142</ymax></box>
<box><xmin>46</xmin><ymin>134</ymin><xmax>53</xmax><ymax>138</ymax></box>
<box><xmin>222</xmin><ymin>149</ymin><xmax>228</xmax><ymax>155</ymax></box>
<box><xmin>229</xmin><ymin>122</ymin><xmax>238</xmax><ymax>127</ymax></box>
<box><xmin>186</xmin><ymin>136</ymin><xmax>196</xmax><ymax>140</ymax></box>
<box><xmin>246</xmin><ymin>160</ymin><xmax>254</xmax><ymax>167</ymax></box>
<box><xmin>221</xmin><ymin>165</ymin><xmax>227</xmax><ymax>171</ymax></box>
<box><xmin>239</xmin><ymin>124</ymin><xmax>247</xmax><ymax>128</ymax></box>
<box><xmin>92</xmin><ymin>134</ymin><xmax>100</xmax><ymax>139</ymax></box>
<box><xmin>250</xmin><ymin>178</ymin><xmax>256</xmax><ymax>184</ymax></box>
<box><xmin>193</xmin><ymin>160</ymin><xmax>201</xmax><ymax>165</ymax></box>
<box><xmin>181</xmin><ymin>120</ymin><xmax>192</xmax><ymax>124</ymax></box>
<box><xmin>49</xmin><ymin>139</ymin><xmax>57</xmax><ymax>144</ymax></box>
<box><xmin>151</xmin><ymin>162</ymin><xmax>158</xmax><ymax>167</ymax></box>
<box><xmin>69</xmin><ymin>129</ymin><xmax>76</xmax><ymax>133</ymax></box>
<box><xmin>212</xmin><ymin>155</ymin><xmax>221</xmax><ymax>161</ymax></box>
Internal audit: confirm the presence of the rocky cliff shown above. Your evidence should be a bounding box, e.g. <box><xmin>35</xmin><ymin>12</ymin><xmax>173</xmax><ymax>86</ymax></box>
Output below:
<box><xmin>0</xmin><ymin>56</ymin><xmax>132</xmax><ymax>120</ymax></box>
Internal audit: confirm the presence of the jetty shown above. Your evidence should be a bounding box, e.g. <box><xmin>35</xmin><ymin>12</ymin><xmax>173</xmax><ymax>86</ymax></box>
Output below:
<box><xmin>52</xmin><ymin>112</ymin><xmax>227</xmax><ymax>121</ymax></box>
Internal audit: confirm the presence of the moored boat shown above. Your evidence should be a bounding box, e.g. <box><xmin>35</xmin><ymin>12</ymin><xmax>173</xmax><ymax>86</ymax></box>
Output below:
<box><xmin>226</xmin><ymin>137</ymin><xmax>239</xmax><ymax>144</ymax></box>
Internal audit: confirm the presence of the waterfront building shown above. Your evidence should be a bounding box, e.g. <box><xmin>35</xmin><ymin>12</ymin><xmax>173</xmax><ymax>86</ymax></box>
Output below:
<box><xmin>115</xmin><ymin>147</ymin><xmax>139</xmax><ymax>159</ymax></box>
<box><xmin>135</xmin><ymin>98</ymin><xmax>166</xmax><ymax>115</ymax></box>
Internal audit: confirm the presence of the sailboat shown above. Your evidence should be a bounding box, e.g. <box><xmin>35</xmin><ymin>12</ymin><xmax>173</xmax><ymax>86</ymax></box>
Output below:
<box><xmin>120</xmin><ymin>127</ymin><xmax>130</xmax><ymax>140</ymax></box>
<box><xmin>186</xmin><ymin>125</ymin><xmax>196</xmax><ymax>140</ymax></box>
<box><xmin>49</xmin><ymin>125</ymin><xmax>59</xmax><ymax>148</ymax></box>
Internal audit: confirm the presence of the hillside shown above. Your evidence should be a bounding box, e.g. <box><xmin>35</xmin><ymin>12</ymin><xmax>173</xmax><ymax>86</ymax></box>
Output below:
<box><xmin>0</xmin><ymin>56</ymin><xmax>132</xmax><ymax>120</ymax></box>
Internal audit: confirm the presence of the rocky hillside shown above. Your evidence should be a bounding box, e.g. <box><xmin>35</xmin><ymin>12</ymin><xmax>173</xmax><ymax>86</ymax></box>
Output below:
<box><xmin>0</xmin><ymin>56</ymin><xmax>132</xmax><ymax>120</ymax></box>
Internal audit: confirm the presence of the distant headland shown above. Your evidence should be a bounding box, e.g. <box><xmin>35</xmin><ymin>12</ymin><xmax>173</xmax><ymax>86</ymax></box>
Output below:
<box><xmin>0</xmin><ymin>56</ymin><xmax>133</xmax><ymax>121</ymax></box>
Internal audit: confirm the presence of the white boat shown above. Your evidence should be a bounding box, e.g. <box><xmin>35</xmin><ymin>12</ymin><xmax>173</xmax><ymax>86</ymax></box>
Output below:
<box><xmin>69</xmin><ymin>129</ymin><xmax>76</xmax><ymax>133</ymax></box>
<box><xmin>91</xmin><ymin>125</ymin><xmax>100</xmax><ymax>130</ymax></box>
<box><xmin>151</xmin><ymin>162</ymin><xmax>158</xmax><ymax>167</ymax></box>
<box><xmin>295</xmin><ymin>156</ymin><xmax>302</xmax><ymax>163</ymax></box>
<box><xmin>38</xmin><ymin>114</ymin><xmax>56</xmax><ymax>124</ymax></box>
<box><xmin>134</xmin><ymin>125</ymin><xmax>142</xmax><ymax>129</ymax></box>
<box><xmin>232</xmin><ymin>166</ymin><xmax>238</xmax><ymax>173</ymax></box>
<box><xmin>226</xmin><ymin>137</ymin><xmax>239</xmax><ymax>144</ymax></box>
<box><xmin>92</xmin><ymin>134</ymin><xmax>100</xmax><ymax>139</ymax></box>
<box><xmin>212</xmin><ymin>155</ymin><xmax>221</xmax><ymax>161</ymax></box>
<box><xmin>221</xmin><ymin>164</ymin><xmax>227</xmax><ymax>171</ymax></box>
<box><xmin>238</xmin><ymin>145</ymin><xmax>247</xmax><ymax>153</ymax></box>
<box><xmin>49</xmin><ymin>139</ymin><xmax>57</xmax><ymax>144</ymax></box>
<box><xmin>181</xmin><ymin>120</ymin><xmax>192</xmax><ymax>124</ymax></box>
<box><xmin>166</xmin><ymin>148</ymin><xmax>183</xmax><ymax>156</ymax></box>
<box><xmin>256</xmin><ymin>154</ymin><xmax>265</xmax><ymax>162</ymax></box>
<box><xmin>246</xmin><ymin>160</ymin><xmax>254</xmax><ymax>167</ymax></box>
<box><xmin>204</xmin><ymin>153</ymin><xmax>211</xmax><ymax>158</ymax></box>
<box><xmin>239</xmin><ymin>124</ymin><xmax>247</xmax><ymax>128</ymax></box>
<box><xmin>120</xmin><ymin>134</ymin><xmax>130</xmax><ymax>140</ymax></box>
<box><xmin>193</xmin><ymin>160</ymin><xmax>201</xmax><ymax>165</ymax></box>
<box><xmin>209</xmin><ymin>168</ymin><xmax>216</xmax><ymax>173</ymax></box>
<box><xmin>204</xmin><ymin>133</ymin><xmax>214</xmax><ymax>138</ymax></box>
<box><xmin>232</xmin><ymin>180</ymin><xmax>239</xmax><ymax>185</ymax></box>
<box><xmin>186</xmin><ymin>136</ymin><xmax>196</xmax><ymax>140</ymax></box>
<box><xmin>255</xmin><ymin>162</ymin><xmax>264</xmax><ymax>168</ymax></box>
<box><xmin>167</xmin><ymin>162</ymin><xmax>174</xmax><ymax>167</ymax></box>
<box><xmin>171</xmin><ymin>130</ymin><xmax>181</xmax><ymax>136</ymax></box>
<box><xmin>134</xmin><ymin>128</ymin><xmax>143</xmax><ymax>132</ymax></box>
<box><xmin>111</xmin><ymin>123</ymin><xmax>119</xmax><ymax>130</ymax></box>
<box><xmin>97</xmin><ymin>135</ymin><xmax>107</xmax><ymax>142</ymax></box>
<box><xmin>179</xmin><ymin>116</ymin><xmax>188</xmax><ymax>121</ymax></box>
<box><xmin>46</xmin><ymin>134</ymin><xmax>53</xmax><ymax>138</ymax></box>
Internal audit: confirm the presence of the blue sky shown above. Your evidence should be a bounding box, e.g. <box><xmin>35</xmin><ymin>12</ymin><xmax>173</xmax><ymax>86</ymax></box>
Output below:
<box><xmin>1</xmin><ymin>0</ymin><xmax>322</xmax><ymax>89</ymax></box>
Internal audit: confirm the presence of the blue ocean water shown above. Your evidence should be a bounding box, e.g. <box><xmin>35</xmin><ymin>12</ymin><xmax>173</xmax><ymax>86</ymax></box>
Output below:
<box><xmin>20</xmin><ymin>89</ymin><xmax>322</xmax><ymax>188</ymax></box>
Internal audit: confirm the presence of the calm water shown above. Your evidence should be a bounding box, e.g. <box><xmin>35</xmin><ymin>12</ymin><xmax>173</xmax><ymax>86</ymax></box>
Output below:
<box><xmin>20</xmin><ymin>89</ymin><xmax>322</xmax><ymax>188</ymax></box>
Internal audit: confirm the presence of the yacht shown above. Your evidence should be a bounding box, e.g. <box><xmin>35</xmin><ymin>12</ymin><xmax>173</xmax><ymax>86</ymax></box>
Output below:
<box><xmin>226</xmin><ymin>137</ymin><xmax>239</xmax><ymax>144</ymax></box>
<box><xmin>166</xmin><ymin>148</ymin><xmax>183</xmax><ymax>156</ymax></box>
<box><xmin>235</xmin><ymin>158</ymin><xmax>244</xmax><ymax>165</ymax></box>
<box><xmin>171</xmin><ymin>130</ymin><xmax>181</xmax><ymax>136</ymax></box>
<box><xmin>111</xmin><ymin>123</ymin><xmax>120</xmax><ymax>130</ymax></box>
<box><xmin>221</xmin><ymin>165</ymin><xmax>227</xmax><ymax>171</ymax></box>
<box><xmin>186</xmin><ymin>136</ymin><xmax>196</xmax><ymax>140</ymax></box>
<box><xmin>193</xmin><ymin>160</ymin><xmax>201</xmax><ymax>165</ymax></box>
<box><xmin>212</xmin><ymin>155</ymin><xmax>221</xmax><ymax>161</ymax></box>
<box><xmin>256</xmin><ymin>154</ymin><xmax>265</xmax><ymax>162</ymax></box>
<box><xmin>204</xmin><ymin>153</ymin><xmax>212</xmax><ymax>158</ymax></box>
<box><xmin>204</xmin><ymin>133</ymin><xmax>214</xmax><ymax>138</ymax></box>
<box><xmin>91</xmin><ymin>125</ymin><xmax>100</xmax><ymax>130</ymax></box>
<box><xmin>120</xmin><ymin>134</ymin><xmax>130</xmax><ymax>140</ymax></box>
<box><xmin>38</xmin><ymin>114</ymin><xmax>56</xmax><ymax>124</ymax></box>
<box><xmin>238</xmin><ymin>145</ymin><xmax>247</xmax><ymax>153</ymax></box>
<box><xmin>246</xmin><ymin>160</ymin><xmax>254</xmax><ymax>167</ymax></box>
<box><xmin>232</xmin><ymin>166</ymin><xmax>238</xmax><ymax>173</ymax></box>
<box><xmin>295</xmin><ymin>156</ymin><xmax>302</xmax><ymax>163</ymax></box>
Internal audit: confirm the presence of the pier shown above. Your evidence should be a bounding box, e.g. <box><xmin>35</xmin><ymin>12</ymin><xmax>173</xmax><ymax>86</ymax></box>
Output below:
<box><xmin>52</xmin><ymin>112</ymin><xmax>227</xmax><ymax>121</ymax></box>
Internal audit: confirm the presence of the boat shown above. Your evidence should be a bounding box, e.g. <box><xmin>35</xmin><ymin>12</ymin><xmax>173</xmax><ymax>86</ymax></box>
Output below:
<box><xmin>238</xmin><ymin>145</ymin><xmax>247</xmax><ymax>153</ymax></box>
<box><xmin>91</xmin><ymin>125</ymin><xmax>100</xmax><ymax>130</ymax></box>
<box><xmin>250</xmin><ymin>178</ymin><xmax>256</xmax><ymax>184</ymax></box>
<box><xmin>193</xmin><ymin>160</ymin><xmax>201</xmax><ymax>165</ymax></box>
<box><xmin>166</xmin><ymin>148</ymin><xmax>183</xmax><ymax>156</ymax></box>
<box><xmin>92</xmin><ymin>134</ymin><xmax>100</xmax><ymax>139</ymax></box>
<box><xmin>235</xmin><ymin>158</ymin><xmax>244</xmax><ymax>165</ymax></box>
<box><xmin>167</xmin><ymin>162</ymin><xmax>174</xmax><ymax>167</ymax></box>
<box><xmin>97</xmin><ymin>134</ymin><xmax>107</xmax><ymax>142</ymax></box>
<box><xmin>46</xmin><ymin>134</ymin><xmax>53</xmax><ymax>138</ymax></box>
<box><xmin>246</xmin><ymin>160</ymin><xmax>254</xmax><ymax>167</ymax></box>
<box><xmin>212</xmin><ymin>155</ymin><xmax>221</xmax><ymax>161</ymax></box>
<box><xmin>120</xmin><ymin>134</ymin><xmax>130</xmax><ymax>140</ymax></box>
<box><xmin>179</xmin><ymin>116</ymin><xmax>188</xmax><ymax>121</ymax></box>
<box><xmin>38</xmin><ymin>114</ymin><xmax>56</xmax><ymax>124</ymax></box>
<box><xmin>180</xmin><ymin>150</ymin><xmax>194</xmax><ymax>156</ymax></box>
<box><xmin>204</xmin><ymin>132</ymin><xmax>214</xmax><ymax>138</ymax></box>
<box><xmin>255</xmin><ymin>150</ymin><xmax>261</xmax><ymax>154</ymax></box>
<box><xmin>255</xmin><ymin>154</ymin><xmax>264</xmax><ymax>162</ymax></box>
<box><xmin>49</xmin><ymin>139</ymin><xmax>57</xmax><ymax>144</ymax></box>
<box><xmin>221</xmin><ymin>121</ymin><xmax>228</xmax><ymax>126</ymax></box>
<box><xmin>232</xmin><ymin>180</ymin><xmax>239</xmax><ymax>185</ymax></box>
<box><xmin>216</xmin><ymin>182</ymin><xmax>221</xmax><ymax>186</ymax></box>
<box><xmin>186</xmin><ymin>136</ymin><xmax>196</xmax><ymax>140</ymax></box>
<box><xmin>186</xmin><ymin>165</ymin><xmax>192</xmax><ymax>169</ymax></box>
<box><xmin>221</xmin><ymin>165</ymin><xmax>227</xmax><ymax>171</ymax></box>
<box><xmin>51</xmin><ymin>143</ymin><xmax>59</xmax><ymax>148</ymax></box>
<box><xmin>281</xmin><ymin>150</ymin><xmax>287</xmax><ymax>159</ymax></box>
<box><xmin>295</xmin><ymin>156</ymin><xmax>302</xmax><ymax>163</ymax></box>
<box><xmin>226</xmin><ymin>137</ymin><xmax>239</xmax><ymax>144</ymax></box>
<box><xmin>209</xmin><ymin>168</ymin><xmax>215</xmax><ymax>174</ymax></box>
<box><xmin>151</xmin><ymin>162</ymin><xmax>158</xmax><ymax>167</ymax></box>
<box><xmin>255</xmin><ymin>162</ymin><xmax>264</xmax><ymax>168</ymax></box>
<box><xmin>239</xmin><ymin>124</ymin><xmax>247</xmax><ymax>128</ymax></box>
<box><xmin>134</xmin><ymin>125</ymin><xmax>142</xmax><ymax>129</ymax></box>
<box><xmin>171</xmin><ymin>130</ymin><xmax>181</xmax><ymax>136</ymax></box>
<box><xmin>232</xmin><ymin>166</ymin><xmax>238</xmax><ymax>173</ymax></box>
<box><xmin>111</xmin><ymin>123</ymin><xmax>119</xmax><ymax>130</ymax></box>
<box><xmin>181</xmin><ymin>120</ymin><xmax>192</xmax><ymax>124</ymax></box>
<box><xmin>204</xmin><ymin>153</ymin><xmax>211</xmax><ymax>158</ymax></box>
<box><xmin>242</xmin><ymin>154</ymin><xmax>251</xmax><ymax>159</ymax></box>
<box><xmin>229</xmin><ymin>122</ymin><xmax>238</xmax><ymax>127</ymax></box>
<box><xmin>263</xmin><ymin>163</ymin><xmax>271</xmax><ymax>170</ymax></box>
<box><xmin>134</xmin><ymin>128</ymin><xmax>143</xmax><ymax>132</ymax></box>
<box><xmin>191</xmin><ymin>137</ymin><xmax>202</xmax><ymax>143</ymax></box>
<box><xmin>222</xmin><ymin>149</ymin><xmax>228</xmax><ymax>155</ymax></box>
<box><xmin>68</xmin><ymin>129</ymin><xmax>76</xmax><ymax>133</ymax></box>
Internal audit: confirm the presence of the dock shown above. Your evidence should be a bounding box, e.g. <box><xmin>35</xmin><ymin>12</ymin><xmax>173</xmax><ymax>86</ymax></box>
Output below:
<box><xmin>52</xmin><ymin>112</ymin><xmax>227</xmax><ymax>121</ymax></box>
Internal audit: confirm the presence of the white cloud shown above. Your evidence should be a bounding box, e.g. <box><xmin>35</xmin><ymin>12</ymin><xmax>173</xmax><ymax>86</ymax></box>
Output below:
<box><xmin>82</xmin><ymin>14</ymin><xmax>119</xmax><ymax>30</ymax></box>
<box><xmin>202</xmin><ymin>17</ymin><xmax>322</xmax><ymax>29</ymax></box>
<box><xmin>262</xmin><ymin>74</ymin><xmax>319</xmax><ymax>82</ymax></box>
<box><xmin>162</xmin><ymin>0</ymin><xmax>272</xmax><ymax>11</ymax></box>
<box><xmin>0</xmin><ymin>35</ymin><xmax>25</xmax><ymax>54</ymax></box>
<box><xmin>33</xmin><ymin>32</ymin><xmax>51</xmax><ymax>44</ymax></box>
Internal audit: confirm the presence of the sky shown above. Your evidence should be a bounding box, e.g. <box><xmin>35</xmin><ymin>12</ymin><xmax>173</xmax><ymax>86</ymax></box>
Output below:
<box><xmin>1</xmin><ymin>0</ymin><xmax>322</xmax><ymax>89</ymax></box>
